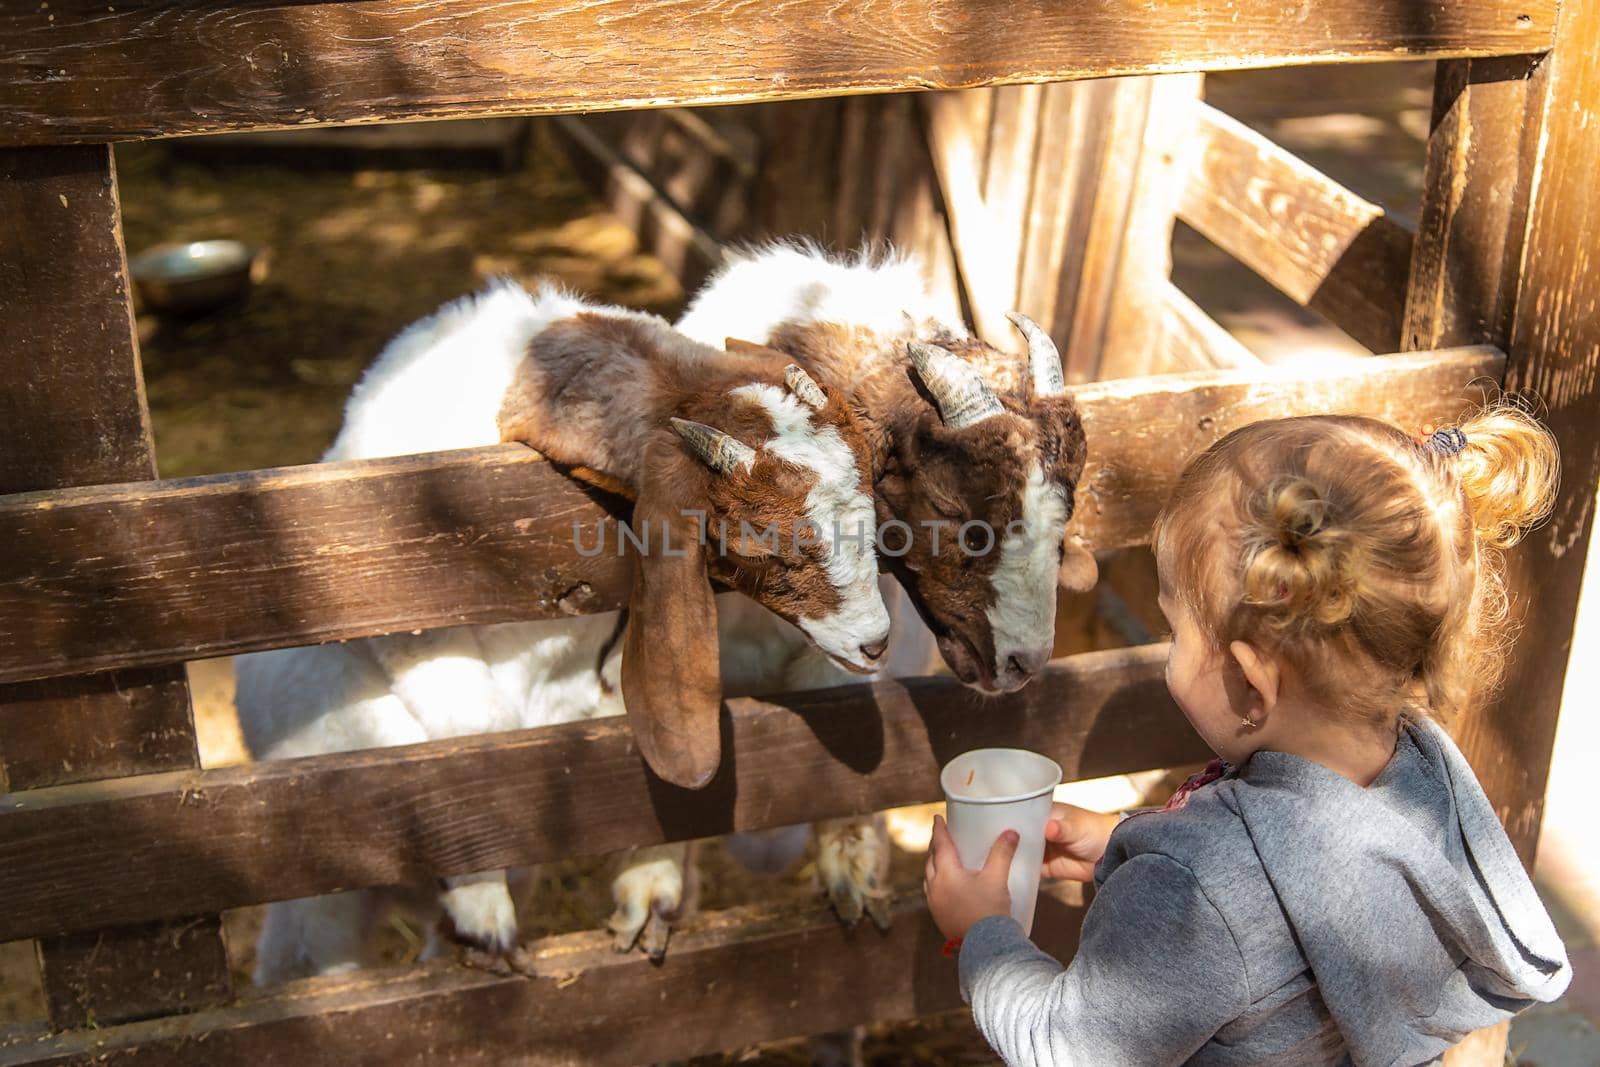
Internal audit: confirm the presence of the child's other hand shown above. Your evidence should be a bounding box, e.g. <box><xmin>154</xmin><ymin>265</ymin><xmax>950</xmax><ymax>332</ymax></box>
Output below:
<box><xmin>1042</xmin><ymin>803</ymin><xmax>1119</xmax><ymax>882</ymax></box>
<box><xmin>924</xmin><ymin>814</ymin><xmax>1016</xmax><ymax>942</ymax></box>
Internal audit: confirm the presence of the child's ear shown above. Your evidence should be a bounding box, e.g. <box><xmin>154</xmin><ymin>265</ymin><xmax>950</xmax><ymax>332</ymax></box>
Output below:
<box><xmin>1229</xmin><ymin>640</ymin><xmax>1281</xmax><ymax>716</ymax></box>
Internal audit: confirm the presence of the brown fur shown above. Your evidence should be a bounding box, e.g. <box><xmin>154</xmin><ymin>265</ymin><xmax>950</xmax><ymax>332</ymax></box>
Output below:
<box><xmin>495</xmin><ymin>306</ymin><xmax>876</xmax><ymax>786</ymax></box>
<box><xmin>767</xmin><ymin>320</ymin><xmax>1091</xmax><ymax>688</ymax></box>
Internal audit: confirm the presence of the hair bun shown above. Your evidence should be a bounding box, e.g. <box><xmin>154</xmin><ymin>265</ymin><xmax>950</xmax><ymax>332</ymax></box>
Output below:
<box><xmin>1242</xmin><ymin>476</ymin><xmax>1355</xmax><ymax>628</ymax></box>
<box><xmin>1452</xmin><ymin>404</ymin><xmax>1559</xmax><ymax>549</ymax></box>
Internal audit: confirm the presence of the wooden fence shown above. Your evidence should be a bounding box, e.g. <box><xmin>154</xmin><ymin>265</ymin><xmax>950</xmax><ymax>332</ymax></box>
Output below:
<box><xmin>2</xmin><ymin>0</ymin><xmax>1597</xmax><ymax>1062</ymax></box>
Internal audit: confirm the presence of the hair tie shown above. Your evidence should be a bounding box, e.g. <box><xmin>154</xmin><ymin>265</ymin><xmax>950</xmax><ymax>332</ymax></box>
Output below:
<box><xmin>1419</xmin><ymin>425</ymin><xmax>1468</xmax><ymax>457</ymax></box>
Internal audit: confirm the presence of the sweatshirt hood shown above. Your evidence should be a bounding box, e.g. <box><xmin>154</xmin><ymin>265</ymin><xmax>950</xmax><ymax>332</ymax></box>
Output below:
<box><xmin>1228</xmin><ymin>716</ymin><xmax>1570</xmax><ymax>1066</ymax></box>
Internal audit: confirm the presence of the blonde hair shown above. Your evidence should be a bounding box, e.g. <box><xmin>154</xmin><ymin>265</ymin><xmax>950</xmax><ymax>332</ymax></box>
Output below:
<box><xmin>1153</xmin><ymin>403</ymin><xmax>1558</xmax><ymax>726</ymax></box>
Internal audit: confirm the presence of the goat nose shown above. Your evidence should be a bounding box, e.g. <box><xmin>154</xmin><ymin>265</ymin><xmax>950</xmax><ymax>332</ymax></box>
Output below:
<box><xmin>860</xmin><ymin>638</ymin><xmax>889</xmax><ymax>662</ymax></box>
<box><xmin>1007</xmin><ymin>650</ymin><xmax>1047</xmax><ymax>680</ymax></box>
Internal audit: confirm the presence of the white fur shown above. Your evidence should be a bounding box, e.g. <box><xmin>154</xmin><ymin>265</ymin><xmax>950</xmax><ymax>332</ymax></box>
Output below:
<box><xmin>729</xmin><ymin>383</ymin><xmax>889</xmax><ymax>669</ymax></box>
<box><xmin>440</xmin><ymin>872</ymin><xmax>520</xmax><ymax>955</ymax></box>
<box><xmin>986</xmin><ymin>461</ymin><xmax>1070</xmax><ymax>689</ymax></box>
<box><xmin>240</xmin><ymin>279</ymin><xmax>891</xmax><ymax>983</ymax></box>
<box><xmin>678</xmin><ymin>247</ymin><xmax>959</xmax><ymax>904</ymax></box>
<box><xmin>683</xmin><ymin>244</ymin><xmax>1075</xmax><ymax>688</ymax></box>
<box><xmin>676</xmin><ymin>243</ymin><xmax>964</xmax><ymax>349</ymax></box>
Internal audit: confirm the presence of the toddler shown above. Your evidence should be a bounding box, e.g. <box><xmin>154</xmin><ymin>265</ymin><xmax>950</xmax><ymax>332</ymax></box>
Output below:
<box><xmin>925</xmin><ymin>409</ymin><xmax>1572</xmax><ymax>1065</ymax></box>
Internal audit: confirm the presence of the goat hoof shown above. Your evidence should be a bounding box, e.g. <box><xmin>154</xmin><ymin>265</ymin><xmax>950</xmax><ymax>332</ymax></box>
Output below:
<box><xmin>864</xmin><ymin>893</ymin><xmax>893</xmax><ymax>933</ymax></box>
<box><xmin>816</xmin><ymin>816</ymin><xmax>891</xmax><ymax>933</ymax></box>
<box><xmin>827</xmin><ymin>881</ymin><xmax>866</xmax><ymax>928</ymax></box>
<box><xmin>640</xmin><ymin>912</ymin><xmax>673</xmax><ymax>961</ymax></box>
<box><xmin>460</xmin><ymin>943</ymin><xmax>536</xmax><ymax>977</ymax></box>
<box><xmin>608</xmin><ymin>907</ymin><xmax>675</xmax><ymax>959</ymax></box>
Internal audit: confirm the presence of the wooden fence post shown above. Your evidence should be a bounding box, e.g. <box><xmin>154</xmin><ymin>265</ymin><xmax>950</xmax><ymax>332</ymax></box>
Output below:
<box><xmin>1405</xmin><ymin>11</ymin><xmax>1600</xmax><ymax>1065</ymax></box>
<box><xmin>0</xmin><ymin>145</ymin><xmax>232</xmax><ymax>1028</ymax></box>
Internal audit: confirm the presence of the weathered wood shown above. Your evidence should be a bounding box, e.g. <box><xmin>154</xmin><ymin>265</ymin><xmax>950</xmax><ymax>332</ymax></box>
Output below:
<box><xmin>0</xmin><ymin>668</ymin><xmax>197</xmax><ymax>793</ymax></box>
<box><xmin>1047</xmin><ymin>79</ymin><xmax>1137</xmax><ymax>382</ymax></box>
<box><xmin>1073</xmin><ymin>348</ymin><xmax>1506</xmax><ymax>552</ymax></box>
<box><xmin>0</xmin><ymin>347</ymin><xmax>1501</xmax><ymax>685</ymax></box>
<box><xmin>1096</xmin><ymin>75</ymin><xmax>1206</xmax><ymax>379</ymax></box>
<box><xmin>0</xmin><ymin>144</ymin><xmax>198</xmax><ymax>790</ymax></box>
<box><xmin>1402</xmin><ymin>56</ymin><xmax>1548</xmax><ymax>353</ymax></box>
<box><xmin>0</xmin><ymin>644</ymin><xmax>1203</xmax><ymax>943</ymax></box>
<box><xmin>0</xmin><ymin>147</ymin><xmax>156</xmax><ymax>494</ymax></box>
<box><xmin>0</xmin><ymin>0</ymin><xmax>1555</xmax><ymax>146</ymax></box>
<box><xmin>1157</xmin><ymin>282</ymin><xmax>1262</xmax><ymax>371</ymax></box>
<box><xmin>1467</xmin><ymin>0</ymin><xmax>1600</xmax><ymax>864</ymax></box>
<box><xmin>1405</xmin><ymin>27</ymin><xmax>1597</xmax><ymax>1067</ymax></box>
<box><xmin>0</xmin><ymin>145</ymin><xmax>231</xmax><ymax>1027</ymax></box>
<box><xmin>550</xmin><ymin>115</ymin><xmax>729</xmax><ymax>291</ymax></box>
<box><xmin>0</xmin><ymin>886</ymin><xmax>1086</xmax><ymax>1066</ymax></box>
<box><xmin>1018</xmin><ymin>81</ymin><xmax>1109</xmax><ymax>371</ymax></box>
<box><xmin>926</xmin><ymin>89</ymin><xmax>1016</xmax><ymax>344</ymax></box>
<box><xmin>1178</xmin><ymin>102</ymin><xmax>1416</xmax><ymax>353</ymax></box>
<box><xmin>35</xmin><ymin>917</ymin><xmax>232</xmax><ymax>1032</ymax></box>
<box><xmin>0</xmin><ymin>448</ymin><xmax>636</xmax><ymax>686</ymax></box>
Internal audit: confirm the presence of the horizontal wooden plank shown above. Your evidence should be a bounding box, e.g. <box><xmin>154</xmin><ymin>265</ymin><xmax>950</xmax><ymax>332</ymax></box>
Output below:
<box><xmin>0</xmin><ymin>447</ymin><xmax>636</xmax><ymax>686</ymax></box>
<box><xmin>1071</xmin><ymin>346</ymin><xmax>1505</xmax><ymax>551</ymax></box>
<box><xmin>0</xmin><ymin>347</ymin><xmax>1505</xmax><ymax>685</ymax></box>
<box><xmin>0</xmin><ymin>644</ymin><xmax>1203</xmax><ymax>942</ymax></box>
<box><xmin>0</xmin><ymin>886</ymin><xmax>1086</xmax><ymax>1065</ymax></box>
<box><xmin>0</xmin><ymin>0</ymin><xmax>1555</xmax><ymax>146</ymax></box>
<box><xmin>1177</xmin><ymin>102</ymin><xmax>1416</xmax><ymax>353</ymax></box>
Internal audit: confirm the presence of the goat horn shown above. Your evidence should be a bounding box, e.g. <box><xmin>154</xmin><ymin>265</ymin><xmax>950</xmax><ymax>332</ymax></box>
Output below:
<box><xmin>670</xmin><ymin>418</ymin><xmax>756</xmax><ymax>474</ymax></box>
<box><xmin>1007</xmin><ymin>312</ymin><xmax>1065</xmax><ymax>398</ymax></box>
<box><xmin>907</xmin><ymin>341</ymin><xmax>1004</xmax><ymax>429</ymax></box>
<box><xmin>783</xmin><ymin>364</ymin><xmax>828</xmax><ymax>411</ymax></box>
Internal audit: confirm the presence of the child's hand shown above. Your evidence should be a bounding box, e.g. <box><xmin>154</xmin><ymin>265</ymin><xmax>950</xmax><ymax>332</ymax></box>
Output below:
<box><xmin>1042</xmin><ymin>803</ymin><xmax>1119</xmax><ymax>882</ymax></box>
<box><xmin>923</xmin><ymin>814</ymin><xmax>1017</xmax><ymax>942</ymax></box>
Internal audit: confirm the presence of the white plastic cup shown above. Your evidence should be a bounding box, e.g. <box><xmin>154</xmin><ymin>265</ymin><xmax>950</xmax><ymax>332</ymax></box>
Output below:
<box><xmin>940</xmin><ymin>747</ymin><xmax>1063</xmax><ymax>936</ymax></box>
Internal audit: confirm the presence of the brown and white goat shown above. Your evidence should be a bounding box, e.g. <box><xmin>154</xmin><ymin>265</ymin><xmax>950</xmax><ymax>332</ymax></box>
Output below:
<box><xmin>236</xmin><ymin>280</ymin><xmax>890</xmax><ymax>980</ymax></box>
<box><xmin>667</xmin><ymin>246</ymin><xmax>1095</xmax><ymax>946</ymax></box>
<box><xmin>678</xmin><ymin>245</ymin><xmax>1095</xmax><ymax>695</ymax></box>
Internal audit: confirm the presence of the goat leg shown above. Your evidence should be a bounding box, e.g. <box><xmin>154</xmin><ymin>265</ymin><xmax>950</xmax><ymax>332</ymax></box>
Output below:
<box><xmin>608</xmin><ymin>842</ymin><xmax>699</xmax><ymax>959</ymax></box>
<box><xmin>814</xmin><ymin>814</ymin><xmax>893</xmax><ymax>932</ymax></box>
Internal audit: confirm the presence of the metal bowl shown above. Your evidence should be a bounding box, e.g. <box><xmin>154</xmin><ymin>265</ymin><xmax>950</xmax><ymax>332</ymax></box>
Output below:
<box><xmin>129</xmin><ymin>240</ymin><xmax>258</xmax><ymax>316</ymax></box>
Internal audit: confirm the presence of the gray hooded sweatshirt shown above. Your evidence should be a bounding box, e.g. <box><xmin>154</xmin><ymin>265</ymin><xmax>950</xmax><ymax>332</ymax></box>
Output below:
<box><xmin>958</xmin><ymin>716</ymin><xmax>1570</xmax><ymax>1066</ymax></box>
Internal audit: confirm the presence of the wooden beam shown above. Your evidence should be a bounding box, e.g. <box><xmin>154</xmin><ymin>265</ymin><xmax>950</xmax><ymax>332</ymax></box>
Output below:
<box><xmin>0</xmin><ymin>145</ymin><xmax>231</xmax><ymax>1027</ymax></box>
<box><xmin>1177</xmin><ymin>102</ymin><xmax>1416</xmax><ymax>353</ymax></box>
<box><xmin>1097</xmin><ymin>75</ymin><xmax>1207</xmax><ymax>379</ymax></box>
<box><xmin>1473</xmin><ymin>4</ymin><xmax>1600</xmax><ymax>862</ymax></box>
<box><xmin>1405</xmin><ymin>34</ymin><xmax>1594</xmax><ymax>1067</ymax></box>
<box><xmin>1018</xmin><ymin>80</ymin><xmax>1114</xmax><ymax>376</ymax></box>
<box><xmin>0</xmin><ymin>347</ymin><xmax>1505</xmax><ymax>686</ymax></box>
<box><xmin>0</xmin><ymin>0</ymin><xmax>1555</xmax><ymax>147</ymax></box>
<box><xmin>1156</xmin><ymin>282</ymin><xmax>1262</xmax><ymax>370</ymax></box>
<box><xmin>1052</xmin><ymin>78</ymin><xmax>1146</xmax><ymax>381</ymax></box>
<box><xmin>0</xmin><ymin>644</ymin><xmax>1206</xmax><ymax>943</ymax></box>
<box><xmin>0</xmin><ymin>447</ymin><xmax>637</xmax><ymax>686</ymax></box>
<box><xmin>551</xmin><ymin>115</ymin><xmax>731</xmax><ymax>293</ymax></box>
<box><xmin>1070</xmin><ymin>345</ymin><xmax>1504</xmax><ymax>551</ymax></box>
<box><xmin>0</xmin><ymin>886</ymin><xmax>1086</xmax><ymax>1066</ymax></box>
<box><xmin>1402</xmin><ymin>56</ymin><xmax>1548</xmax><ymax>353</ymax></box>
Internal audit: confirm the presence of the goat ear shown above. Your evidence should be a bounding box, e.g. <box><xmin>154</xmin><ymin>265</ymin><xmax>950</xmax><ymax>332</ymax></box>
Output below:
<box><xmin>620</xmin><ymin>434</ymin><xmax>724</xmax><ymax>789</ymax></box>
<box><xmin>1058</xmin><ymin>537</ymin><xmax>1099</xmax><ymax>593</ymax></box>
